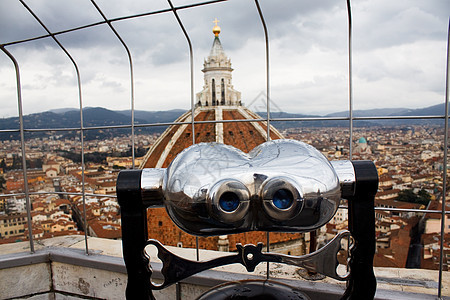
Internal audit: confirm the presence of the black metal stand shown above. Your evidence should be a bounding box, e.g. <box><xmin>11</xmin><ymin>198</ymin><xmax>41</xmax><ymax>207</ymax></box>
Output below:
<box><xmin>341</xmin><ymin>161</ymin><xmax>378</xmax><ymax>300</ymax></box>
<box><xmin>117</xmin><ymin>169</ymin><xmax>155</xmax><ymax>300</ymax></box>
<box><xmin>116</xmin><ymin>161</ymin><xmax>378</xmax><ymax>300</ymax></box>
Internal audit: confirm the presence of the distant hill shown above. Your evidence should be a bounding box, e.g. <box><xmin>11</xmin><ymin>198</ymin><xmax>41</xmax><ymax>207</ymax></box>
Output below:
<box><xmin>256</xmin><ymin>111</ymin><xmax>350</xmax><ymax>128</ymax></box>
<box><xmin>0</xmin><ymin>107</ymin><xmax>138</xmax><ymax>130</ymax></box>
<box><xmin>49</xmin><ymin>108</ymin><xmax>77</xmax><ymax>114</ymax></box>
<box><xmin>327</xmin><ymin>104</ymin><xmax>446</xmax><ymax>118</ymax></box>
<box><xmin>0</xmin><ymin>104</ymin><xmax>446</xmax><ymax>141</ymax></box>
<box><xmin>116</xmin><ymin>109</ymin><xmax>184</xmax><ymax>124</ymax></box>
<box><xmin>326</xmin><ymin>108</ymin><xmax>408</xmax><ymax>117</ymax></box>
<box><xmin>396</xmin><ymin>103</ymin><xmax>446</xmax><ymax>116</ymax></box>
<box><xmin>0</xmin><ymin>107</ymin><xmax>175</xmax><ymax>140</ymax></box>
<box><xmin>322</xmin><ymin>104</ymin><xmax>446</xmax><ymax>126</ymax></box>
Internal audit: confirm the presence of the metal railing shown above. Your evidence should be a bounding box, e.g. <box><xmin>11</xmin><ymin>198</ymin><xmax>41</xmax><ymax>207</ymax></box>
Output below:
<box><xmin>0</xmin><ymin>1</ymin><xmax>449</xmax><ymax>298</ymax></box>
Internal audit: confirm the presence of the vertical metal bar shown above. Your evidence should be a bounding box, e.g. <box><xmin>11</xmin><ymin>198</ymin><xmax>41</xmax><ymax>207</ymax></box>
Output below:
<box><xmin>254</xmin><ymin>0</ymin><xmax>271</xmax><ymax>279</ymax></box>
<box><xmin>254</xmin><ymin>0</ymin><xmax>271</xmax><ymax>142</ymax></box>
<box><xmin>265</xmin><ymin>231</ymin><xmax>271</xmax><ymax>279</ymax></box>
<box><xmin>176</xmin><ymin>282</ymin><xmax>181</xmax><ymax>300</ymax></box>
<box><xmin>438</xmin><ymin>17</ymin><xmax>450</xmax><ymax>300</ymax></box>
<box><xmin>79</xmin><ymin>88</ymin><xmax>89</xmax><ymax>255</ymax></box>
<box><xmin>346</xmin><ymin>0</ymin><xmax>353</xmax><ymax>160</ymax></box>
<box><xmin>90</xmin><ymin>0</ymin><xmax>136</xmax><ymax>169</ymax></box>
<box><xmin>167</xmin><ymin>0</ymin><xmax>199</xmax><ymax>261</ymax></box>
<box><xmin>167</xmin><ymin>0</ymin><xmax>195</xmax><ymax>146</ymax></box>
<box><xmin>0</xmin><ymin>46</ymin><xmax>35</xmax><ymax>253</ymax></box>
<box><xmin>195</xmin><ymin>237</ymin><xmax>200</xmax><ymax>261</ymax></box>
<box><xmin>345</xmin><ymin>1</ymin><xmax>354</xmax><ymax>283</ymax></box>
<box><xmin>18</xmin><ymin>0</ymin><xmax>89</xmax><ymax>254</ymax></box>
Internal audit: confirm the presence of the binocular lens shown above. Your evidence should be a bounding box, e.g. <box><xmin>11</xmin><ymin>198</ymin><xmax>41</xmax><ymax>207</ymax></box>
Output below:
<box><xmin>272</xmin><ymin>189</ymin><xmax>294</xmax><ymax>209</ymax></box>
<box><xmin>219</xmin><ymin>192</ymin><xmax>240</xmax><ymax>212</ymax></box>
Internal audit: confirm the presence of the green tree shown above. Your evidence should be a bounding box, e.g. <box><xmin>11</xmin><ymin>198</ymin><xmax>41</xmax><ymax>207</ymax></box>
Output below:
<box><xmin>396</xmin><ymin>188</ymin><xmax>431</xmax><ymax>206</ymax></box>
<box><xmin>417</xmin><ymin>189</ymin><xmax>431</xmax><ymax>205</ymax></box>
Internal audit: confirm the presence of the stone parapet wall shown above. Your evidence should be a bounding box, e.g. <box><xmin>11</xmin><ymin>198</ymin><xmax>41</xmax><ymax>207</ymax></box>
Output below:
<box><xmin>0</xmin><ymin>236</ymin><xmax>447</xmax><ymax>299</ymax></box>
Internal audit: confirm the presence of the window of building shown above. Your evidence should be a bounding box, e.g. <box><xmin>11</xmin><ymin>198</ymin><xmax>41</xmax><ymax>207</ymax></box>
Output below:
<box><xmin>221</xmin><ymin>78</ymin><xmax>225</xmax><ymax>105</ymax></box>
<box><xmin>212</xmin><ymin>78</ymin><xmax>216</xmax><ymax>104</ymax></box>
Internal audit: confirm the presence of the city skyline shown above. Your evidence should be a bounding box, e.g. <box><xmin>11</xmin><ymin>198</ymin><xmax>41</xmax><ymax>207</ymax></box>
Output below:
<box><xmin>1</xmin><ymin>124</ymin><xmax>448</xmax><ymax>271</ymax></box>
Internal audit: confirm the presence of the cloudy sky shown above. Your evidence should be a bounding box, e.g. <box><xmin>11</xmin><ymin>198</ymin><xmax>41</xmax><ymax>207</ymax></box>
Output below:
<box><xmin>0</xmin><ymin>0</ymin><xmax>448</xmax><ymax>118</ymax></box>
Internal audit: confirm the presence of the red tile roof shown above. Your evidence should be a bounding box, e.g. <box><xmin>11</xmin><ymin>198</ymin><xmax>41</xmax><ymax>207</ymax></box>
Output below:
<box><xmin>141</xmin><ymin>106</ymin><xmax>283</xmax><ymax>169</ymax></box>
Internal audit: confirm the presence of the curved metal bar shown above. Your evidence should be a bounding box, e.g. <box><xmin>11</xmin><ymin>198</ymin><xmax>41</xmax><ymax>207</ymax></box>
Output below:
<box><xmin>0</xmin><ymin>118</ymin><xmax>272</xmax><ymax>134</ymax></box>
<box><xmin>438</xmin><ymin>17</ymin><xmax>450</xmax><ymax>300</ymax></box>
<box><xmin>2</xmin><ymin>189</ymin><xmax>447</xmax><ymax>214</ymax></box>
<box><xmin>166</xmin><ymin>0</ymin><xmax>195</xmax><ymax>145</ymax></box>
<box><xmin>0</xmin><ymin>45</ymin><xmax>35</xmax><ymax>254</ymax></box>
<box><xmin>166</xmin><ymin>0</ymin><xmax>199</xmax><ymax>263</ymax></box>
<box><xmin>254</xmin><ymin>0</ymin><xmax>271</xmax><ymax>142</ymax></box>
<box><xmin>1</xmin><ymin>112</ymin><xmax>447</xmax><ymax>135</ymax></box>
<box><xmin>18</xmin><ymin>0</ymin><xmax>89</xmax><ymax>255</ymax></box>
<box><xmin>1</xmin><ymin>0</ymin><xmax>229</xmax><ymax>48</ymax></box>
<box><xmin>2</xmin><ymin>190</ymin><xmax>448</xmax><ymax>216</ymax></box>
<box><xmin>0</xmin><ymin>113</ymin><xmax>447</xmax><ymax>137</ymax></box>
<box><xmin>254</xmin><ymin>0</ymin><xmax>271</xmax><ymax>279</ymax></box>
<box><xmin>0</xmin><ymin>191</ymin><xmax>117</xmax><ymax>198</ymax></box>
<box><xmin>270</xmin><ymin>113</ymin><xmax>445</xmax><ymax>122</ymax></box>
<box><xmin>90</xmin><ymin>0</ymin><xmax>136</xmax><ymax>169</ymax></box>
<box><xmin>372</xmin><ymin>206</ymin><xmax>450</xmax><ymax>214</ymax></box>
<box><xmin>346</xmin><ymin>0</ymin><xmax>353</xmax><ymax>160</ymax></box>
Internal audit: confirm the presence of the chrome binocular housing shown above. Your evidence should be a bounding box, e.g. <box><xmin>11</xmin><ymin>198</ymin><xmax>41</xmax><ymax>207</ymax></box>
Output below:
<box><xmin>140</xmin><ymin>139</ymin><xmax>359</xmax><ymax>236</ymax></box>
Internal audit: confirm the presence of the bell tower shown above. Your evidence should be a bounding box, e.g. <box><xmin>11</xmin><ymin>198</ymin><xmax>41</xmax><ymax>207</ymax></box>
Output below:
<box><xmin>196</xmin><ymin>19</ymin><xmax>241</xmax><ymax>107</ymax></box>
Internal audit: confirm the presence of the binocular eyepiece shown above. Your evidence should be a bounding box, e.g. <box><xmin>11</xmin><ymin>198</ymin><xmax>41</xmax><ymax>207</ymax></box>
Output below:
<box><xmin>207</xmin><ymin>176</ymin><xmax>303</xmax><ymax>225</ymax></box>
<box><xmin>132</xmin><ymin>139</ymin><xmax>370</xmax><ymax>236</ymax></box>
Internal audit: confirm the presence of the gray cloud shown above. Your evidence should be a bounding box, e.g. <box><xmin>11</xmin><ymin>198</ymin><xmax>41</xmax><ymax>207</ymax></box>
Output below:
<box><xmin>0</xmin><ymin>0</ymin><xmax>448</xmax><ymax>117</ymax></box>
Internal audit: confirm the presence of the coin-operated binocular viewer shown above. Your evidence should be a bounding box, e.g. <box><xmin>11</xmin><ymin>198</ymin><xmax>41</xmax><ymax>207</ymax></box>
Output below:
<box><xmin>117</xmin><ymin>139</ymin><xmax>378</xmax><ymax>299</ymax></box>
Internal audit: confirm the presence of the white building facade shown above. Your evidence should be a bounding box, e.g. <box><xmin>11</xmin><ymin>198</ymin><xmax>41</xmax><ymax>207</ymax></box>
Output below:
<box><xmin>196</xmin><ymin>22</ymin><xmax>241</xmax><ymax>107</ymax></box>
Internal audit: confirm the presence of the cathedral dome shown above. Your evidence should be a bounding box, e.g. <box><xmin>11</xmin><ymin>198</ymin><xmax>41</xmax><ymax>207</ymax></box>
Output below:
<box><xmin>141</xmin><ymin>106</ymin><xmax>283</xmax><ymax>168</ymax></box>
<box><xmin>140</xmin><ymin>21</ymin><xmax>298</xmax><ymax>252</ymax></box>
<box><xmin>141</xmin><ymin>20</ymin><xmax>284</xmax><ymax>169</ymax></box>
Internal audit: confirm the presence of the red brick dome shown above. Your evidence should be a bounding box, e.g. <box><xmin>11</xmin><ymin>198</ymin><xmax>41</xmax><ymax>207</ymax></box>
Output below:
<box><xmin>140</xmin><ymin>21</ymin><xmax>303</xmax><ymax>252</ymax></box>
<box><xmin>140</xmin><ymin>106</ymin><xmax>284</xmax><ymax>169</ymax></box>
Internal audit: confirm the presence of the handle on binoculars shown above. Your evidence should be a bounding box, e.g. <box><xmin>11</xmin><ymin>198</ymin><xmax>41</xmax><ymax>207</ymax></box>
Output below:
<box><xmin>146</xmin><ymin>230</ymin><xmax>351</xmax><ymax>290</ymax></box>
<box><xmin>117</xmin><ymin>169</ymin><xmax>155</xmax><ymax>300</ymax></box>
<box><xmin>341</xmin><ymin>161</ymin><xmax>378</xmax><ymax>300</ymax></box>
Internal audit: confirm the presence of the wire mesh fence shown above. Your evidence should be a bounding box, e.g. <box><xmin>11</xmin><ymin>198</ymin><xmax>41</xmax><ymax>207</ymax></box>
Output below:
<box><xmin>0</xmin><ymin>0</ymin><xmax>448</xmax><ymax>298</ymax></box>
